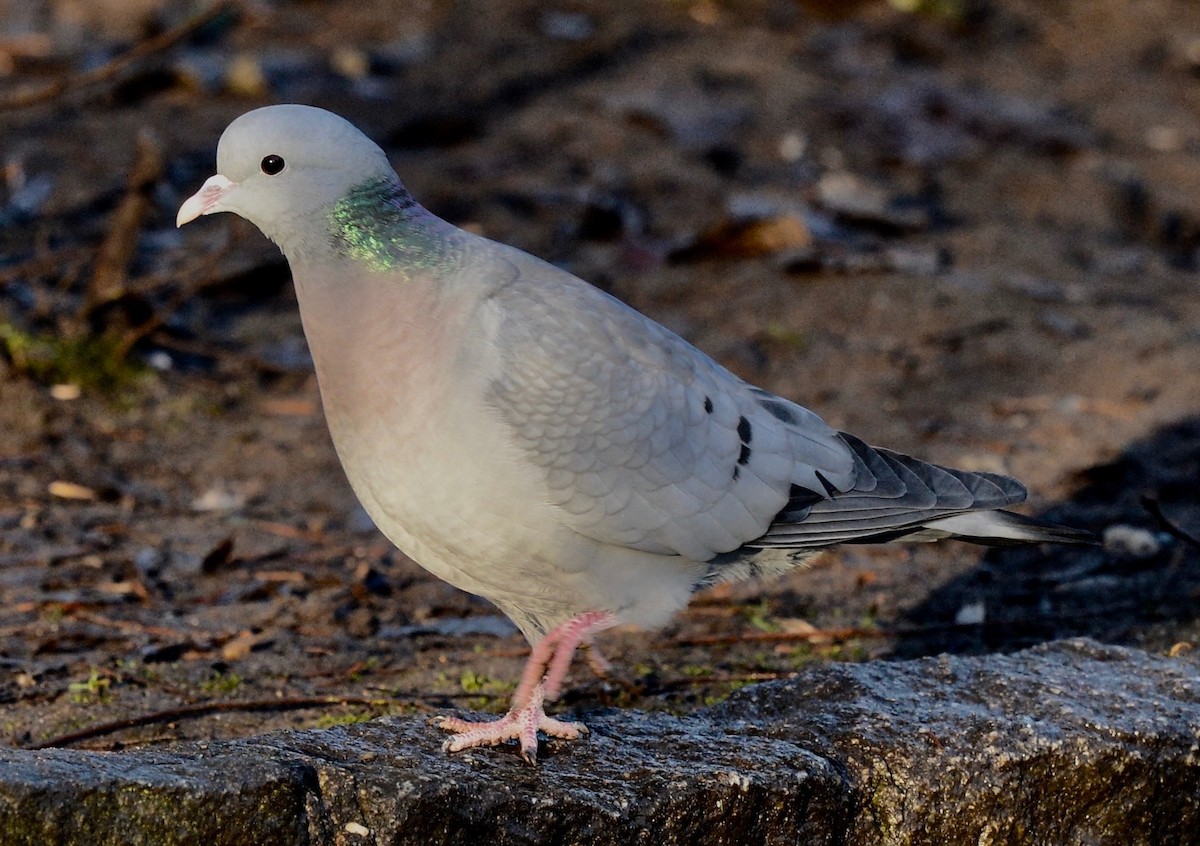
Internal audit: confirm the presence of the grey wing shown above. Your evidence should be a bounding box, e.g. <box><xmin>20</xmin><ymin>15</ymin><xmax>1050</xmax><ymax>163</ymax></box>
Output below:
<box><xmin>480</xmin><ymin>248</ymin><xmax>857</xmax><ymax>562</ymax></box>
<box><xmin>748</xmin><ymin>433</ymin><xmax>1027</xmax><ymax>548</ymax></box>
<box><xmin>478</xmin><ymin>245</ymin><xmax>1033</xmax><ymax>565</ymax></box>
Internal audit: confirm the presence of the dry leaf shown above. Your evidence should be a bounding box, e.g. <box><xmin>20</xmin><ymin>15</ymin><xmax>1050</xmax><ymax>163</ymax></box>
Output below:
<box><xmin>48</xmin><ymin>481</ymin><xmax>97</xmax><ymax>501</ymax></box>
<box><xmin>220</xmin><ymin>629</ymin><xmax>259</xmax><ymax>662</ymax></box>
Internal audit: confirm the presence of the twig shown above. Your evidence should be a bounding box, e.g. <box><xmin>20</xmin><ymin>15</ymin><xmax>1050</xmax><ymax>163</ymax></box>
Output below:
<box><xmin>84</xmin><ymin>130</ymin><xmax>163</xmax><ymax>314</ymax></box>
<box><xmin>0</xmin><ymin>246</ymin><xmax>91</xmax><ymax>288</ymax></box>
<box><xmin>110</xmin><ymin>242</ymin><xmax>235</xmax><ymax>360</ymax></box>
<box><xmin>104</xmin><ymin>241</ymin><xmax>237</xmax><ymax>360</ymax></box>
<box><xmin>1142</xmin><ymin>496</ymin><xmax>1200</xmax><ymax>553</ymax></box>
<box><xmin>70</xmin><ymin>609</ymin><xmax>187</xmax><ymax>640</ymax></box>
<box><xmin>0</xmin><ymin>1</ymin><xmax>240</xmax><ymax>111</ymax></box>
<box><xmin>251</xmin><ymin>519</ymin><xmax>332</xmax><ymax>545</ymax></box>
<box><xmin>29</xmin><ymin>695</ymin><xmax>395</xmax><ymax>750</ymax></box>
<box><xmin>643</xmin><ymin>670</ymin><xmax>795</xmax><ymax>694</ymax></box>
<box><xmin>673</xmin><ymin>625</ymin><xmax>881</xmax><ymax>647</ymax></box>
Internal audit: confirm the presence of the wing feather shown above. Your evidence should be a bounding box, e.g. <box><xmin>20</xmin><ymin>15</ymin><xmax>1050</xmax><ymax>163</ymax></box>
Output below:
<box><xmin>477</xmin><ymin>244</ymin><xmax>1035</xmax><ymax>566</ymax></box>
<box><xmin>481</xmin><ymin>247</ymin><xmax>855</xmax><ymax>560</ymax></box>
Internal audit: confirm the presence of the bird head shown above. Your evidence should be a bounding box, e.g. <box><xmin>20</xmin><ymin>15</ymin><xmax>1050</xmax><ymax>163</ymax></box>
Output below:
<box><xmin>177</xmin><ymin>104</ymin><xmax>398</xmax><ymax>256</ymax></box>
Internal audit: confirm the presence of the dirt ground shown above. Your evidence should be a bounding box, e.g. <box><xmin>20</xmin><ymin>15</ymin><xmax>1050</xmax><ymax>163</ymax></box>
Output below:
<box><xmin>1</xmin><ymin>0</ymin><xmax>1198</xmax><ymax>755</ymax></box>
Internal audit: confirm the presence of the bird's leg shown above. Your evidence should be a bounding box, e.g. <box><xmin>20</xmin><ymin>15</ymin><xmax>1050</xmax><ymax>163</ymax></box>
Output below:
<box><xmin>433</xmin><ymin>610</ymin><xmax>617</xmax><ymax>764</ymax></box>
<box><xmin>539</xmin><ymin>610</ymin><xmax>617</xmax><ymax>699</ymax></box>
<box><xmin>581</xmin><ymin>641</ymin><xmax>613</xmax><ymax>680</ymax></box>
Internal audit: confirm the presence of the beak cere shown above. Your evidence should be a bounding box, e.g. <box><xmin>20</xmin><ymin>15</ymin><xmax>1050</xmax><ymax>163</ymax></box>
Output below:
<box><xmin>176</xmin><ymin>174</ymin><xmax>237</xmax><ymax>227</ymax></box>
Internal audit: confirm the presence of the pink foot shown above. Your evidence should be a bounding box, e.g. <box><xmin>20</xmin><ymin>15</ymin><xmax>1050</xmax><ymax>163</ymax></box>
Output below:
<box><xmin>433</xmin><ymin>685</ymin><xmax>586</xmax><ymax>765</ymax></box>
<box><xmin>433</xmin><ymin>610</ymin><xmax>617</xmax><ymax>764</ymax></box>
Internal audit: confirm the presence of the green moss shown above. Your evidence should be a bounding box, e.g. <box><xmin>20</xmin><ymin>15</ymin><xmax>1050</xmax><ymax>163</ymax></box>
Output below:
<box><xmin>763</xmin><ymin>323</ymin><xmax>808</xmax><ymax>350</ymax></box>
<box><xmin>312</xmin><ymin>709</ymin><xmax>374</xmax><ymax>729</ymax></box>
<box><xmin>701</xmin><ymin>677</ymin><xmax>757</xmax><ymax>708</ymax></box>
<box><xmin>116</xmin><ymin>658</ymin><xmax>160</xmax><ymax>684</ymax></box>
<box><xmin>787</xmin><ymin>643</ymin><xmax>817</xmax><ymax>669</ymax></box>
<box><xmin>200</xmin><ymin>672</ymin><xmax>243</xmax><ymax>694</ymax></box>
<box><xmin>457</xmin><ymin>669</ymin><xmax>515</xmax><ymax>711</ymax></box>
<box><xmin>459</xmin><ymin>669</ymin><xmax>489</xmax><ymax>694</ymax></box>
<box><xmin>744</xmin><ymin>599</ymin><xmax>780</xmax><ymax>633</ymax></box>
<box><xmin>0</xmin><ymin>322</ymin><xmax>149</xmax><ymax>393</ymax></box>
<box><xmin>842</xmin><ymin>641</ymin><xmax>871</xmax><ymax>662</ymax></box>
<box><xmin>68</xmin><ymin>668</ymin><xmax>113</xmax><ymax>705</ymax></box>
<box><xmin>347</xmin><ymin>656</ymin><xmax>380</xmax><ymax>683</ymax></box>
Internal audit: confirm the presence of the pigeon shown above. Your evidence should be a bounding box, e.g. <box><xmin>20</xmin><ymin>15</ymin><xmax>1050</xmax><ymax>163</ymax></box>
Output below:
<box><xmin>177</xmin><ymin>104</ymin><xmax>1093</xmax><ymax>764</ymax></box>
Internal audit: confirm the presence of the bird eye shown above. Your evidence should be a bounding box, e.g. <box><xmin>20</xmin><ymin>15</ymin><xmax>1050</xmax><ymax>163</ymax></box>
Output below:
<box><xmin>260</xmin><ymin>155</ymin><xmax>285</xmax><ymax>175</ymax></box>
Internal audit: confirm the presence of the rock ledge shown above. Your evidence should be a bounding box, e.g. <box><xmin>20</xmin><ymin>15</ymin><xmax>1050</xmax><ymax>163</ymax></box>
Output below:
<box><xmin>1</xmin><ymin>639</ymin><xmax>1197</xmax><ymax>845</ymax></box>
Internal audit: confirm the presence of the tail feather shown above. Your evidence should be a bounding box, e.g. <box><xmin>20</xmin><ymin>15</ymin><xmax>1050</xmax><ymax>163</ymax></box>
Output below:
<box><xmin>917</xmin><ymin>510</ymin><xmax>1098</xmax><ymax>546</ymax></box>
<box><xmin>750</xmin><ymin>433</ymin><xmax>1095</xmax><ymax>550</ymax></box>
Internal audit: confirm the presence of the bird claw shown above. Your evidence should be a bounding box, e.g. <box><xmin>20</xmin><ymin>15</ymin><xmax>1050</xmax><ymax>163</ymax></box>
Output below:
<box><xmin>433</xmin><ymin>707</ymin><xmax>587</xmax><ymax>765</ymax></box>
<box><xmin>432</xmin><ymin>613</ymin><xmax>615</xmax><ymax>762</ymax></box>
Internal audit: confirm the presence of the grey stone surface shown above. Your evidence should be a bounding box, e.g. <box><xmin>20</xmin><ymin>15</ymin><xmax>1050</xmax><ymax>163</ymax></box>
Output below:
<box><xmin>1</xmin><ymin>639</ymin><xmax>1197</xmax><ymax>845</ymax></box>
<box><xmin>710</xmin><ymin>639</ymin><xmax>1200</xmax><ymax>845</ymax></box>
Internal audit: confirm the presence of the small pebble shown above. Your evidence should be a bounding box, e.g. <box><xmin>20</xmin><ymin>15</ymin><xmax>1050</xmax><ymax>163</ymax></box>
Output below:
<box><xmin>1102</xmin><ymin>524</ymin><xmax>1162</xmax><ymax>559</ymax></box>
<box><xmin>330</xmin><ymin>47</ymin><xmax>370</xmax><ymax>80</ymax></box>
<box><xmin>1038</xmin><ymin>310</ymin><xmax>1091</xmax><ymax>339</ymax></box>
<box><xmin>884</xmin><ymin>245</ymin><xmax>950</xmax><ymax>276</ymax></box>
<box><xmin>1145</xmin><ymin>125</ymin><xmax>1183</xmax><ymax>153</ymax></box>
<box><xmin>225</xmin><ymin>53</ymin><xmax>268</xmax><ymax>97</ymax></box>
<box><xmin>146</xmin><ymin>350</ymin><xmax>173</xmax><ymax>371</ymax></box>
<box><xmin>954</xmin><ymin>600</ymin><xmax>986</xmax><ymax>626</ymax></box>
<box><xmin>778</xmin><ymin>132</ymin><xmax>807</xmax><ymax>162</ymax></box>
<box><xmin>192</xmin><ymin>484</ymin><xmax>246</xmax><ymax>512</ymax></box>
<box><xmin>539</xmin><ymin>11</ymin><xmax>594</xmax><ymax>41</ymax></box>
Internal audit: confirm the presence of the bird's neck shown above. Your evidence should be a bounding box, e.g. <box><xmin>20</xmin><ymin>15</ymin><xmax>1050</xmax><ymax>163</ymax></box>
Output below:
<box><xmin>323</xmin><ymin>177</ymin><xmax>462</xmax><ymax>277</ymax></box>
<box><xmin>278</xmin><ymin>177</ymin><xmax>462</xmax><ymax>276</ymax></box>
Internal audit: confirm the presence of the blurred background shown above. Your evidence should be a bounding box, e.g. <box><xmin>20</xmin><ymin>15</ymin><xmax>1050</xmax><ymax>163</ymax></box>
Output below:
<box><xmin>0</xmin><ymin>0</ymin><xmax>1198</xmax><ymax>749</ymax></box>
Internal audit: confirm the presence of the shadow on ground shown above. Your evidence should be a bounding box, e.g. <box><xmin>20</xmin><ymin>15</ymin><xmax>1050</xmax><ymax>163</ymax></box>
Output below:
<box><xmin>895</xmin><ymin>417</ymin><xmax>1200</xmax><ymax>658</ymax></box>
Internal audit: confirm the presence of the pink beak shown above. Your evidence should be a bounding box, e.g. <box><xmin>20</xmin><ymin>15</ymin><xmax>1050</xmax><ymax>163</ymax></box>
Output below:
<box><xmin>176</xmin><ymin>174</ymin><xmax>236</xmax><ymax>227</ymax></box>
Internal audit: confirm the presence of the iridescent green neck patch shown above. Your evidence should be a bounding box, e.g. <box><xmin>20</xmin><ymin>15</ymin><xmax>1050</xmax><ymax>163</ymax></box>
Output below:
<box><xmin>327</xmin><ymin>177</ymin><xmax>448</xmax><ymax>274</ymax></box>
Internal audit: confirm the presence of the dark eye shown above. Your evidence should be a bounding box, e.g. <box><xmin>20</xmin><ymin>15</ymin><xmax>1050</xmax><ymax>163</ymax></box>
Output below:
<box><xmin>260</xmin><ymin>155</ymin><xmax>285</xmax><ymax>175</ymax></box>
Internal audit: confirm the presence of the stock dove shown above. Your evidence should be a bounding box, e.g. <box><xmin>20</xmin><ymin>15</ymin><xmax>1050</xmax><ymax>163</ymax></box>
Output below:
<box><xmin>178</xmin><ymin>105</ymin><xmax>1092</xmax><ymax>764</ymax></box>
